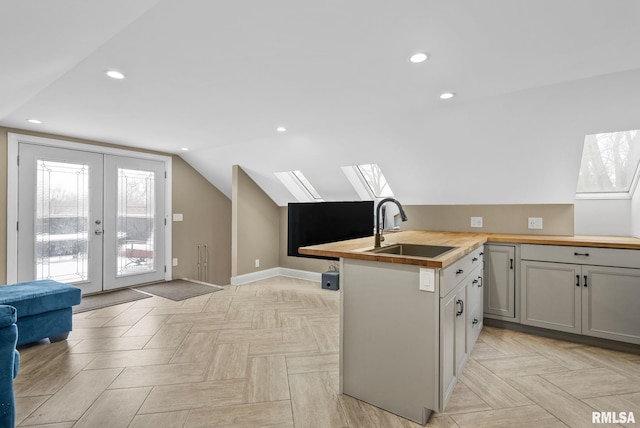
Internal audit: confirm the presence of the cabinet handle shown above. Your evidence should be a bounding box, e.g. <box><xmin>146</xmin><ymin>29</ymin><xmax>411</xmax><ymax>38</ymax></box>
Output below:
<box><xmin>576</xmin><ymin>274</ymin><xmax>580</xmax><ymax>287</ymax></box>
<box><xmin>472</xmin><ymin>257</ymin><xmax>478</xmax><ymax>262</ymax></box>
<box><xmin>574</xmin><ymin>252</ymin><xmax>590</xmax><ymax>257</ymax></box>
<box><xmin>479</xmin><ymin>252</ymin><xmax>484</xmax><ymax>256</ymax></box>
<box><xmin>510</xmin><ymin>258</ymin><xmax>514</xmax><ymax>270</ymax></box>
<box><xmin>478</xmin><ymin>276</ymin><xmax>483</xmax><ymax>287</ymax></box>
<box><xmin>456</xmin><ymin>299</ymin><xmax>464</xmax><ymax>316</ymax></box>
<box><xmin>584</xmin><ymin>275</ymin><xmax>588</xmax><ymax>287</ymax></box>
<box><xmin>472</xmin><ymin>318</ymin><xmax>479</xmax><ymax>325</ymax></box>
<box><xmin>456</xmin><ymin>269</ymin><xmax>464</xmax><ymax>275</ymax></box>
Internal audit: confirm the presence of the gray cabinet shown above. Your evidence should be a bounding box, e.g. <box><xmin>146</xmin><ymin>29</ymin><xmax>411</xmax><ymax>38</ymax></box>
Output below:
<box><xmin>440</xmin><ymin>281</ymin><xmax>466</xmax><ymax>406</ymax></box>
<box><xmin>520</xmin><ymin>244</ymin><xmax>640</xmax><ymax>345</ymax></box>
<box><xmin>484</xmin><ymin>244</ymin><xmax>516</xmax><ymax>321</ymax></box>
<box><xmin>582</xmin><ymin>265</ymin><xmax>640</xmax><ymax>344</ymax></box>
<box><xmin>466</xmin><ymin>271</ymin><xmax>484</xmax><ymax>349</ymax></box>
<box><xmin>439</xmin><ymin>246</ymin><xmax>483</xmax><ymax>409</ymax></box>
<box><xmin>521</xmin><ymin>260</ymin><xmax>581</xmax><ymax>334</ymax></box>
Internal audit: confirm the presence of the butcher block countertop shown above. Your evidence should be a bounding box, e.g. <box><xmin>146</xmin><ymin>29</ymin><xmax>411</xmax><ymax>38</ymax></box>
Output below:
<box><xmin>299</xmin><ymin>230</ymin><xmax>640</xmax><ymax>269</ymax></box>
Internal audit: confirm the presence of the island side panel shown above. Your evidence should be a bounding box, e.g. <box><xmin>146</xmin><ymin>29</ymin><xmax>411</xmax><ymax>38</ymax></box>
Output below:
<box><xmin>341</xmin><ymin>258</ymin><xmax>440</xmax><ymax>424</ymax></box>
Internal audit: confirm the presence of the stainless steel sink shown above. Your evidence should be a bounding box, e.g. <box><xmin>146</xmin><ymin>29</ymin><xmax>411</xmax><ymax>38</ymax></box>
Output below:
<box><xmin>370</xmin><ymin>243</ymin><xmax>456</xmax><ymax>258</ymax></box>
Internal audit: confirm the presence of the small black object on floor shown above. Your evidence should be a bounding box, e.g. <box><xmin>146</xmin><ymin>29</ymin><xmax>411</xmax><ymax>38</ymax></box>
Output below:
<box><xmin>322</xmin><ymin>271</ymin><xmax>339</xmax><ymax>290</ymax></box>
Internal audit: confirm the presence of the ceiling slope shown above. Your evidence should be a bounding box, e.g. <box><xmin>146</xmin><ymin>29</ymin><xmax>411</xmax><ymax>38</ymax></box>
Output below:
<box><xmin>2</xmin><ymin>0</ymin><xmax>640</xmax><ymax>205</ymax></box>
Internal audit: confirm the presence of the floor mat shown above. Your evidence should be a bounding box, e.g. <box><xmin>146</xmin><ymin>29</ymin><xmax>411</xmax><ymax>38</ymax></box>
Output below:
<box><xmin>134</xmin><ymin>279</ymin><xmax>223</xmax><ymax>301</ymax></box>
<box><xmin>73</xmin><ymin>288</ymin><xmax>151</xmax><ymax>314</ymax></box>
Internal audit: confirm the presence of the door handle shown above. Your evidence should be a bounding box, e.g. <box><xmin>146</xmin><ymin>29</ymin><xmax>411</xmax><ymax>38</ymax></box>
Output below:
<box><xmin>94</xmin><ymin>229</ymin><xmax>103</xmax><ymax>235</ymax></box>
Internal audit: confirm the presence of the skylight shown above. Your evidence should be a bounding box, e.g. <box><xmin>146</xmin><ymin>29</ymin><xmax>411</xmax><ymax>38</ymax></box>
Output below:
<box><xmin>356</xmin><ymin>164</ymin><xmax>394</xmax><ymax>198</ymax></box>
<box><xmin>576</xmin><ymin>129</ymin><xmax>640</xmax><ymax>197</ymax></box>
<box><xmin>291</xmin><ymin>170</ymin><xmax>321</xmax><ymax>199</ymax></box>
<box><xmin>275</xmin><ymin>170</ymin><xmax>323</xmax><ymax>202</ymax></box>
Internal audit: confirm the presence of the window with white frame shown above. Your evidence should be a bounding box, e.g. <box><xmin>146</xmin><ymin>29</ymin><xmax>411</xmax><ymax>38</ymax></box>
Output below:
<box><xmin>275</xmin><ymin>170</ymin><xmax>323</xmax><ymax>202</ymax></box>
<box><xmin>576</xmin><ymin>129</ymin><xmax>640</xmax><ymax>198</ymax></box>
<box><xmin>340</xmin><ymin>163</ymin><xmax>395</xmax><ymax>200</ymax></box>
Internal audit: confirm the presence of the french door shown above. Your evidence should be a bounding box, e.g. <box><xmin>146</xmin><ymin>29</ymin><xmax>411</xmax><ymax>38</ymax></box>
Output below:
<box><xmin>17</xmin><ymin>143</ymin><xmax>166</xmax><ymax>294</ymax></box>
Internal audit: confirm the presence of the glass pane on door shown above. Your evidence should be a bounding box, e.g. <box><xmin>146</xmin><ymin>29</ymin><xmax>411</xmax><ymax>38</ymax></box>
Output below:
<box><xmin>116</xmin><ymin>168</ymin><xmax>156</xmax><ymax>277</ymax></box>
<box><xmin>35</xmin><ymin>160</ymin><xmax>90</xmax><ymax>282</ymax></box>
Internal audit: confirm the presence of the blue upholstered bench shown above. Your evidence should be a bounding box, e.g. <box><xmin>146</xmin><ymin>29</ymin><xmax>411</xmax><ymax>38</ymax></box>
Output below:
<box><xmin>1</xmin><ymin>304</ymin><xmax>20</xmax><ymax>428</ymax></box>
<box><xmin>0</xmin><ymin>280</ymin><xmax>81</xmax><ymax>346</ymax></box>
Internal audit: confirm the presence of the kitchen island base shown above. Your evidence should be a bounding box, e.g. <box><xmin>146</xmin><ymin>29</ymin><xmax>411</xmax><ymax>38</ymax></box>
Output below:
<box><xmin>341</xmin><ymin>258</ymin><xmax>439</xmax><ymax>424</ymax></box>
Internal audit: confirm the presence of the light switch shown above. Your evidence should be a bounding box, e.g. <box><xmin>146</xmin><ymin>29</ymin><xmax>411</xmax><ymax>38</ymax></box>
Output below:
<box><xmin>173</xmin><ymin>213</ymin><xmax>183</xmax><ymax>222</ymax></box>
<box><xmin>419</xmin><ymin>268</ymin><xmax>435</xmax><ymax>292</ymax></box>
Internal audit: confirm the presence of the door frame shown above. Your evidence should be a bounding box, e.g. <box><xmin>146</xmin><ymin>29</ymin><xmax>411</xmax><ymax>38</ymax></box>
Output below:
<box><xmin>7</xmin><ymin>132</ymin><xmax>173</xmax><ymax>285</ymax></box>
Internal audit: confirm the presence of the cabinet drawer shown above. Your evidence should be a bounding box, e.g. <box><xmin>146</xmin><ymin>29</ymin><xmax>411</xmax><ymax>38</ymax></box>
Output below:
<box><xmin>521</xmin><ymin>244</ymin><xmax>640</xmax><ymax>268</ymax></box>
<box><xmin>441</xmin><ymin>246</ymin><xmax>484</xmax><ymax>297</ymax></box>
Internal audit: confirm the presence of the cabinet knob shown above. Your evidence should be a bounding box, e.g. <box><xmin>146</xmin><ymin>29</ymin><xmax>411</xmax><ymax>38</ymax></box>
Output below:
<box><xmin>472</xmin><ymin>318</ymin><xmax>479</xmax><ymax>325</ymax></box>
<box><xmin>456</xmin><ymin>269</ymin><xmax>464</xmax><ymax>275</ymax></box>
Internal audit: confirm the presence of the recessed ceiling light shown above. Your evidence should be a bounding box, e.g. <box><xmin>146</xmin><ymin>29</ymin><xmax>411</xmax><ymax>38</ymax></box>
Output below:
<box><xmin>276</xmin><ymin>126</ymin><xmax>287</xmax><ymax>132</ymax></box>
<box><xmin>409</xmin><ymin>52</ymin><xmax>429</xmax><ymax>63</ymax></box>
<box><xmin>26</xmin><ymin>118</ymin><xmax>42</xmax><ymax>124</ymax></box>
<box><xmin>439</xmin><ymin>92</ymin><xmax>455</xmax><ymax>100</ymax></box>
<box><xmin>105</xmin><ymin>70</ymin><xmax>125</xmax><ymax>80</ymax></box>
<box><xmin>180</xmin><ymin>147</ymin><xmax>189</xmax><ymax>152</ymax></box>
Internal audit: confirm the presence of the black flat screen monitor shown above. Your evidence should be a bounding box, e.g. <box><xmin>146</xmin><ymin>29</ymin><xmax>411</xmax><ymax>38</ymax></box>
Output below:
<box><xmin>287</xmin><ymin>201</ymin><xmax>374</xmax><ymax>260</ymax></box>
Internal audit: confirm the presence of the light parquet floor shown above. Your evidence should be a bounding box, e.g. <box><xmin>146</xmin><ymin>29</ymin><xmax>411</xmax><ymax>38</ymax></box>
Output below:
<box><xmin>14</xmin><ymin>276</ymin><xmax>640</xmax><ymax>427</ymax></box>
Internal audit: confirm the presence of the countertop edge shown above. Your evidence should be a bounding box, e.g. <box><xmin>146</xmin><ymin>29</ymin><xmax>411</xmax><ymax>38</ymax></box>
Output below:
<box><xmin>299</xmin><ymin>231</ymin><xmax>640</xmax><ymax>268</ymax></box>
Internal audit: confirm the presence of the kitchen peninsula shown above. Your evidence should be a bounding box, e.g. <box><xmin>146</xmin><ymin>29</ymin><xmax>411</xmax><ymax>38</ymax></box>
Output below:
<box><xmin>301</xmin><ymin>231</ymin><xmax>486</xmax><ymax>424</ymax></box>
<box><xmin>300</xmin><ymin>230</ymin><xmax>640</xmax><ymax>425</ymax></box>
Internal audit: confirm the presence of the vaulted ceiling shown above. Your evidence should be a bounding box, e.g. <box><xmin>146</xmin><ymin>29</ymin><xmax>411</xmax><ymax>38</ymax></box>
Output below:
<box><xmin>3</xmin><ymin>1</ymin><xmax>640</xmax><ymax>205</ymax></box>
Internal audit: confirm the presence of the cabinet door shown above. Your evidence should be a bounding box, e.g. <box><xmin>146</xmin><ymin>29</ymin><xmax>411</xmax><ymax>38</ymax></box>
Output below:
<box><xmin>484</xmin><ymin>245</ymin><xmax>516</xmax><ymax>319</ymax></box>
<box><xmin>582</xmin><ymin>265</ymin><xmax>640</xmax><ymax>345</ymax></box>
<box><xmin>440</xmin><ymin>289</ymin><xmax>457</xmax><ymax>406</ymax></box>
<box><xmin>455</xmin><ymin>286</ymin><xmax>467</xmax><ymax>374</ymax></box>
<box><xmin>521</xmin><ymin>261</ymin><xmax>581</xmax><ymax>334</ymax></box>
<box><xmin>440</xmin><ymin>283</ymin><xmax>467</xmax><ymax>409</ymax></box>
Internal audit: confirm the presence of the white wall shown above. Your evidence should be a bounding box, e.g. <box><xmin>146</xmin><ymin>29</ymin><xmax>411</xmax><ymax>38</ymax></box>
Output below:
<box><xmin>574</xmin><ymin>199</ymin><xmax>632</xmax><ymax>236</ymax></box>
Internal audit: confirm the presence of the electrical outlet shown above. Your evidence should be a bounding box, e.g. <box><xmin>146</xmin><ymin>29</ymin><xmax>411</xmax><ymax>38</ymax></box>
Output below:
<box><xmin>255</xmin><ymin>259</ymin><xmax>260</xmax><ymax>268</ymax></box>
<box><xmin>470</xmin><ymin>216</ymin><xmax>483</xmax><ymax>228</ymax></box>
<box><xmin>528</xmin><ymin>217</ymin><xmax>543</xmax><ymax>229</ymax></box>
<box><xmin>172</xmin><ymin>258</ymin><xmax>178</xmax><ymax>266</ymax></box>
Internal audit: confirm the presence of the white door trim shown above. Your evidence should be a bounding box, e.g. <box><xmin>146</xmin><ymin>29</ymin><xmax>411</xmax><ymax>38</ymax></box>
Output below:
<box><xmin>7</xmin><ymin>132</ymin><xmax>172</xmax><ymax>285</ymax></box>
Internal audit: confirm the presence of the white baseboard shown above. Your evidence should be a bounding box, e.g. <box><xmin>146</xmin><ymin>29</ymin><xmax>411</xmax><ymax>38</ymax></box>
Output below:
<box><xmin>231</xmin><ymin>267</ymin><xmax>322</xmax><ymax>285</ymax></box>
<box><xmin>278</xmin><ymin>268</ymin><xmax>322</xmax><ymax>282</ymax></box>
